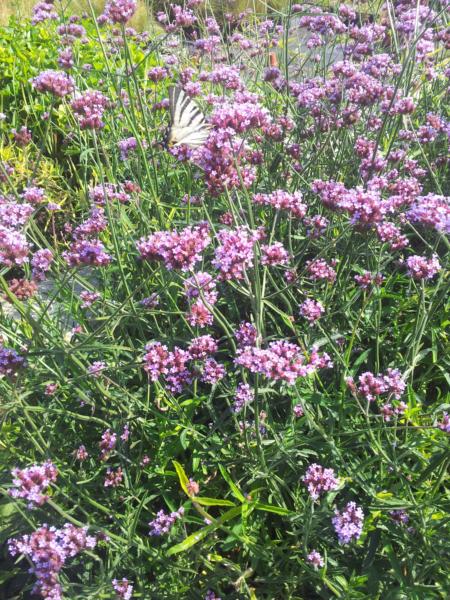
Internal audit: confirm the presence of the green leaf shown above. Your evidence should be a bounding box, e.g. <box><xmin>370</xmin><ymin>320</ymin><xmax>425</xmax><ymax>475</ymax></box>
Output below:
<box><xmin>253</xmin><ymin>502</ymin><xmax>291</xmax><ymax>516</ymax></box>
<box><xmin>166</xmin><ymin>506</ymin><xmax>242</xmax><ymax>556</ymax></box>
<box><xmin>173</xmin><ymin>460</ymin><xmax>189</xmax><ymax>495</ymax></box>
<box><xmin>218</xmin><ymin>464</ymin><xmax>245</xmax><ymax>502</ymax></box>
<box><xmin>194</xmin><ymin>497</ymin><xmax>236</xmax><ymax>507</ymax></box>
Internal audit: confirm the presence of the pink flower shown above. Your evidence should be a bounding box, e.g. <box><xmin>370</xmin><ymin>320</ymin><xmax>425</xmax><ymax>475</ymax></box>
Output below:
<box><xmin>260</xmin><ymin>242</ymin><xmax>289</xmax><ymax>266</ymax></box>
<box><xmin>104</xmin><ymin>0</ymin><xmax>137</xmax><ymax>24</ymax></box>
<box><xmin>9</xmin><ymin>461</ymin><xmax>58</xmax><ymax>508</ymax></box>
<box><xmin>405</xmin><ymin>254</ymin><xmax>441</xmax><ymax>280</ymax></box>
<box><xmin>302</xmin><ymin>463</ymin><xmax>339</xmax><ymax>500</ymax></box>
<box><xmin>31</xmin><ymin>70</ymin><xmax>75</xmax><ymax>97</ymax></box>
<box><xmin>307</xmin><ymin>549</ymin><xmax>324</xmax><ymax>568</ymax></box>
<box><xmin>299</xmin><ymin>299</ymin><xmax>324</xmax><ymax>322</ymax></box>
<box><xmin>332</xmin><ymin>502</ymin><xmax>364</xmax><ymax>544</ymax></box>
<box><xmin>306</xmin><ymin>258</ymin><xmax>337</xmax><ymax>283</ymax></box>
<box><xmin>104</xmin><ymin>467</ymin><xmax>123</xmax><ymax>487</ymax></box>
<box><xmin>253</xmin><ymin>189</ymin><xmax>307</xmax><ymax>219</ymax></box>
<box><xmin>137</xmin><ymin>223</ymin><xmax>210</xmax><ymax>271</ymax></box>
<box><xmin>212</xmin><ymin>227</ymin><xmax>258</xmax><ymax>280</ymax></box>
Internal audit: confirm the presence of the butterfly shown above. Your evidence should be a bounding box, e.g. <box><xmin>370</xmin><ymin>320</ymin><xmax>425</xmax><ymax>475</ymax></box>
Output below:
<box><xmin>165</xmin><ymin>86</ymin><xmax>210</xmax><ymax>148</ymax></box>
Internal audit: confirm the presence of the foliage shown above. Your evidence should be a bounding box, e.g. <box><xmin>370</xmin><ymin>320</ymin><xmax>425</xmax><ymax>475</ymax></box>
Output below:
<box><xmin>0</xmin><ymin>1</ymin><xmax>449</xmax><ymax>599</ymax></box>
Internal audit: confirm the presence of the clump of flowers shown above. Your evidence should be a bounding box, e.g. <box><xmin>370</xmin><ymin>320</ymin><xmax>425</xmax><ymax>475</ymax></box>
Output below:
<box><xmin>253</xmin><ymin>189</ymin><xmax>307</xmax><ymax>219</ymax></box>
<box><xmin>71</xmin><ymin>91</ymin><xmax>110</xmax><ymax>129</ymax></box>
<box><xmin>232</xmin><ymin>382</ymin><xmax>254</xmax><ymax>413</ymax></box>
<box><xmin>307</xmin><ymin>550</ymin><xmax>324</xmax><ymax>568</ymax></box>
<box><xmin>347</xmin><ymin>368</ymin><xmax>406</xmax><ymax>402</ymax></box>
<box><xmin>99</xmin><ymin>429</ymin><xmax>117</xmax><ymax>461</ymax></box>
<box><xmin>62</xmin><ymin>239</ymin><xmax>112</xmax><ymax>268</ymax></box>
<box><xmin>299</xmin><ymin>299</ymin><xmax>324</xmax><ymax>322</ymax></box>
<box><xmin>405</xmin><ymin>255</ymin><xmax>441</xmax><ymax>280</ymax></box>
<box><xmin>212</xmin><ymin>227</ymin><xmax>259</xmax><ymax>280</ymax></box>
<box><xmin>235</xmin><ymin>341</ymin><xmax>332</xmax><ymax>385</ymax></box>
<box><xmin>113</xmin><ymin>578</ymin><xmax>134</xmax><ymax>599</ymax></box>
<box><xmin>306</xmin><ymin>258</ymin><xmax>337</xmax><ymax>283</ymax></box>
<box><xmin>8</xmin><ymin>524</ymin><xmax>96</xmax><ymax>600</ymax></box>
<box><xmin>0</xmin><ymin>346</ymin><xmax>26</xmax><ymax>376</ymax></box>
<box><xmin>104</xmin><ymin>0</ymin><xmax>137</xmax><ymax>24</ymax></box>
<box><xmin>31</xmin><ymin>70</ymin><xmax>75</xmax><ymax>97</ymax></box>
<box><xmin>137</xmin><ymin>223</ymin><xmax>210</xmax><ymax>272</ymax></box>
<box><xmin>148</xmin><ymin>507</ymin><xmax>184</xmax><ymax>536</ymax></box>
<box><xmin>9</xmin><ymin>461</ymin><xmax>58</xmax><ymax>508</ymax></box>
<box><xmin>332</xmin><ymin>502</ymin><xmax>364</xmax><ymax>544</ymax></box>
<box><xmin>302</xmin><ymin>463</ymin><xmax>339</xmax><ymax>500</ymax></box>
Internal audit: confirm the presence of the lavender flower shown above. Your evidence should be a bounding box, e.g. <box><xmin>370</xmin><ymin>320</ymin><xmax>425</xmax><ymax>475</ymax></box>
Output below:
<box><xmin>113</xmin><ymin>578</ymin><xmax>133</xmax><ymax>599</ymax></box>
<box><xmin>148</xmin><ymin>507</ymin><xmax>184</xmax><ymax>536</ymax></box>
<box><xmin>71</xmin><ymin>91</ymin><xmax>110</xmax><ymax>129</ymax></box>
<box><xmin>9</xmin><ymin>461</ymin><xmax>58</xmax><ymax>508</ymax></box>
<box><xmin>31</xmin><ymin>249</ymin><xmax>53</xmax><ymax>280</ymax></box>
<box><xmin>0</xmin><ymin>346</ymin><xmax>26</xmax><ymax>376</ymax></box>
<box><xmin>232</xmin><ymin>382</ymin><xmax>254</xmax><ymax>413</ymax></box>
<box><xmin>8</xmin><ymin>524</ymin><xmax>96</xmax><ymax>600</ymax></box>
<box><xmin>307</xmin><ymin>549</ymin><xmax>324</xmax><ymax>568</ymax></box>
<box><xmin>302</xmin><ymin>463</ymin><xmax>339</xmax><ymax>500</ymax></box>
<box><xmin>405</xmin><ymin>255</ymin><xmax>441</xmax><ymax>280</ymax></box>
<box><xmin>299</xmin><ymin>299</ymin><xmax>324</xmax><ymax>323</ymax></box>
<box><xmin>332</xmin><ymin>502</ymin><xmax>364</xmax><ymax>544</ymax></box>
<box><xmin>104</xmin><ymin>0</ymin><xmax>137</xmax><ymax>24</ymax></box>
<box><xmin>31</xmin><ymin>70</ymin><xmax>75</xmax><ymax>97</ymax></box>
<box><xmin>137</xmin><ymin>223</ymin><xmax>210</xmax><ymax>272</ymax></box>
<box><xmin>88</xmin><ymin>361</ymin><xmax>107</xmax><ymax>378</ymax></box>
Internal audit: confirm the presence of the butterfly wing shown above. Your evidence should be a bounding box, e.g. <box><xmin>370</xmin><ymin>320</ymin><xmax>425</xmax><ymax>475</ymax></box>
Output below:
<box><xmin>168</xmin><ymin>86</ymin><xmax>210</xmax><ymax>148</ymax></box>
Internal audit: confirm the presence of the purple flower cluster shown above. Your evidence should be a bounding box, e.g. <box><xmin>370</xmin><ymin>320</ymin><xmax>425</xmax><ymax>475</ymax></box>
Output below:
<box><xmin>306</xmin><ymin>258</ymin><xmax>337</xmax><ymax>283</ymax></box>
<box><xmin>89</xmin><ymin>183</ymin><xmax>131</xmax><ymax>205</ymax></box>
<box><xmin>232</xmin><ymin>382</ymin><xmax>254</xmax><ymax>413</ymax></box>
<box><xmin>118</xmin><ymin>137</ymin><xmax>139</xmax><ymax>160</ymax></box>
<box><xmin>307</xmin><ymin>549</ymin><xmax>324</xmax><ymax>568</ymax></box>
<box><xmin>332</xmin><ymin>502</ymin><xmax>364</xmax><ymax>544</ymax></box>
<box><xmin>235</xmin><ymin>322</ymin><xmax>258</xmax><ymax>348</ymax></box>
<box><xmin>437</xmin><ymin>412</ymin><xmax>450</xmax><ymax>433</ymax></box>
<box><xmin>8</xmin><ymin>524</ymin><xmax>96</xmax><ymax>600</ymax></box>
<box><xmin>63</xmin><ymin>238</ymin><xmax>112</xmax><ymax>268</ymax></box>
<box><xmin>407</xmin><ymin>194</ymin><xmax>449</xmax><ymax>234</ymax></box>
<box><xmin>253</xmin><ymin>189</ymin><xmax>307</xmax><ymax>219</ymax></box>
<box><xmin>0</xmin><ymin>346</ymin><xmax>26</xmax><ymax>376</ymax></box>
<box><xmin>88</xmin><ymin>360</ymin><xmax>107</xmax><ymax>378</ymax></box>
<box><xmin>31</xmin><ymin>70</ymin><xmax>75</xmax><ymax>97</ymax></box>
<box><xmin>148</xmin><ymin>506</ymin><xmax>184</xmax><ymax>536</ymax></box>
<box><xmin>143</xmin><ymin>334</ymin><xmax>222</xmax><ymax>393</ymax></box>
<box><xmin>260</xmin><ymin>242</ymin><xmax>289</xmax><ymax>267</ymax></box>
<box><xmin>99</xmin><ymin>429</ymin><xmax>117</xmax><ymax>461</ymax></box>
<box><xmin>302</xmin><ymin>463</ymin><xmax>339</xmax><ymax>500</ymax></box>
<box><xmin>137</xmin><ymin>223</ymin><xmax>210</xmax><ymax>272</ymax></box>
<box><xmin>30</xmin><ymin>249</ymin><xmax>53</xmax><ymax>281</ymax></box>
<box><xmin>212</xmin><ymin>227</ymin><xmax>259</xmax><ymax>280</ymax></box>
<box><xmin>113</xmin><ymin>578</ymin><xmax>134</xmax><ymax>599</ymax></box>
<box><xmin>0</xmin><ymin>225</ymin><xmax>30</xmax><ymax>266</ymax></box>
<box><xmin>80</xmin><ymin>290</ymin><xmax>100</xmax><ymax>308</ymax></box>
<box><xmin>235</xmin><ymin>341</ymin><xmax>332</xmax><ymax>385</ymax></box>
<box><xmin>10</xmin><ymin>461</ymin><xmax>58</xmax><ymax>508</ymax></box>
<box><xmin>22</xmin><ymin>186</ymin><xmax>46</xmax><ymax>205</ymax></box>
<box><xmin>104</xmin><ymin>0</ymin><xmax>137</xmax><ymax>24</ymax></box>
<box><xmin>71</xmin><ymin>91</ymin><xmax>110</xmax><ymax>129</ymax></box>
<box><xmin>0</xmin><ymin>202</ymin><xmax>33</xmax><ymax>229</ymax></box>
<box><xmin>104</xmin><ymin>467</ymin><xmax>123</xmax><ymax>487</ymax></box>
<box><xmin>405</xmin><ymin>255</ymin><xmax>441</xmax><ymax>280</ymax></box>
<box><xmin>32</xmin><ymin>2</ymin><xmax>58</xmax><ymax>25</ymax></box>
<box><xmin>299</xmin><ymin>299</ymin><xmax>324</xmax><ymax>323</ymax></box>
<box><xmin>349</xmin><ymin>368</ymin><xmax>406</xmax><ymax>402</ymax></box>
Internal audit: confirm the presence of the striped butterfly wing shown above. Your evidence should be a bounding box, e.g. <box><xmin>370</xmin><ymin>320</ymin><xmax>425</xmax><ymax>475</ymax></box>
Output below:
<box><xmin>168</xmin><ymin>86</ymin><xmax>210</xmax><ymax>148</ymax></box>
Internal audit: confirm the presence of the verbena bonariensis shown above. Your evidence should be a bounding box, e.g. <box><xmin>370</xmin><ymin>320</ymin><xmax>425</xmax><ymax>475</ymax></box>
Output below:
<box><xmin>1</xmin><ymin>1</ymin><xmax>449</xmax><ymax>598</ymax></box>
